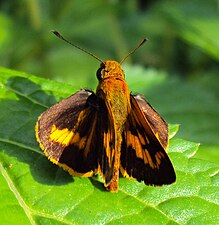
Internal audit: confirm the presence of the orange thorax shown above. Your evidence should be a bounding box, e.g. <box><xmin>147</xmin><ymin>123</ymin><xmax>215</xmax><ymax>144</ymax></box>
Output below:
<box><xmin>96</xmin><ymin>60</ymin><xmax>130</xmax><ymax>131</ymax></box>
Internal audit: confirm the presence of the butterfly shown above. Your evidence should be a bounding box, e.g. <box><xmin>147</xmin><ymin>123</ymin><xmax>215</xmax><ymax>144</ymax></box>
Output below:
<box><xmin>36</xmin><ymin>31</ymin><xmax>176</xmax><ymax>192</ymax></box>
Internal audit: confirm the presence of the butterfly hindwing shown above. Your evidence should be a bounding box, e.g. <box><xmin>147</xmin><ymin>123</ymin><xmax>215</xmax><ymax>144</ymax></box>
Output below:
<box><xmin>36</xmin><ymin>89</ymin><xmax>99</xmax><ymax>176</ymax></box>
<box><xmin>120</xmin><ymin>95</ymin><xmax>176</xmax><ymax>185</ymax></box>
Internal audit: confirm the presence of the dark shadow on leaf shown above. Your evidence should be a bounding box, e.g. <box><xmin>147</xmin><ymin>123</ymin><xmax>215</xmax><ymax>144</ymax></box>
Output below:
<box><xmin>89</xmin><ymin>176</ymin><xmax>106</xmax><ymax>192</ymax></box>
<box><xmin>6</xmin><ymin>76</ymin><xmax>58</xmax><ymax>107</ymax></box>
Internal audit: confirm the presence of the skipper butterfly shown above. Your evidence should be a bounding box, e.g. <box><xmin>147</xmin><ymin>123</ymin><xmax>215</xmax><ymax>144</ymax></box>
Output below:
<box><xmin>36</xmin><ymin>31</ymin><xmax>176</xmax><ymax>192</ymax></box>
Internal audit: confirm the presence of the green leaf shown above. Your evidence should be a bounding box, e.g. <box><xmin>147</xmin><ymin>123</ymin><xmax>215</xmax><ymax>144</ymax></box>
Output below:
<box><xmin>0</xmin><ymin>67</ymin><xmax>218</xmax><ymax>225</ymax></box>
<box><xmin>0</xmin><ymin>165</ymin><xmax>31</xmax><ymax>224</ymax></box>
<box><xmin>169</xmin><ymin>124</ymin><xmax>180</xmax><ymax>139</ymax></box>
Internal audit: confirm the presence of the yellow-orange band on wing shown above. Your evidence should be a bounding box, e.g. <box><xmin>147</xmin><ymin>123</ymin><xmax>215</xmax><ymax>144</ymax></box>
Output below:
<box><xmin>50</xmin><ymin>124</ymin><xmax>74</xmax><ymax>146</ymax></box>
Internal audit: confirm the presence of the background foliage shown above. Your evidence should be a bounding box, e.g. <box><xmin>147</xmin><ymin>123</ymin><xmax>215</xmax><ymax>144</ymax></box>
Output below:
<box><xmin>0</xmin><ymin>0</ymin><xmax>219</xmax><ymax>224</ymax></box>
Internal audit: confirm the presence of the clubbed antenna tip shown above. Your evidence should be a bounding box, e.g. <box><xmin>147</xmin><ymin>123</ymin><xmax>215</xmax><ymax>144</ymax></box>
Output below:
<box><xmin>120</xmin><ymin>38</ymin><xmax>148</xmax><ymax>64</ymax></box>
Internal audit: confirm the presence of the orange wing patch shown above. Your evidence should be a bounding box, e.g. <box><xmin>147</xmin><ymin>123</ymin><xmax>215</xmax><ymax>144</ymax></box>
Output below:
<box><xmin>50</xmin><ymin>125</ymin><xmax>74</xmax><ymax>146</ymax></box>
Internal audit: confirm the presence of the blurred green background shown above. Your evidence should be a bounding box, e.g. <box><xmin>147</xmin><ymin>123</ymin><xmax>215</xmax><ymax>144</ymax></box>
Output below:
<box><xmin>0</xmin><ymin>0</ymin><xmax>218</xmax><ymax>164</ymax></box>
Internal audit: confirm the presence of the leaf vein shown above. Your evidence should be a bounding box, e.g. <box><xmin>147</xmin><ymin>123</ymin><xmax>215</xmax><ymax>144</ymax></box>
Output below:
<box><xmin>0</xmin><ymin>163</ymin><xmax>36</xmax><ymax>225</ymax></box>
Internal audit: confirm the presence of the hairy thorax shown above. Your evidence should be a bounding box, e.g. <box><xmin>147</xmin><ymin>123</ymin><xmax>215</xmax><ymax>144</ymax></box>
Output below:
<box><xmin>96</xmin><ymin>60</ymin><xmax>131</xmax><ymax>131</ymax></box>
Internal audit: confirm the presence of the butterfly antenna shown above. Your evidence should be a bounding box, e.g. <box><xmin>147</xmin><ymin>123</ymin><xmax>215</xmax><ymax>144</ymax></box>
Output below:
<box><xmin>120</xmin><ymin>38</ymin><xmax>148</xmax><ymax>64</ymax></box>
<box><xmin>52</xmin><ymin>31</ymin><xmax>103</xmax><ymax>63</ymax></box>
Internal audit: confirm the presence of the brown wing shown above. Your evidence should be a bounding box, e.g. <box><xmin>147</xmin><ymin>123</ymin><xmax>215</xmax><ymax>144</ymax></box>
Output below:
<box><xmin>120</xmin><ymin>95</ymin><xmax>176</xmax><ymax>185</ymax></box>
<box><xmin>133</xmin><ymin>94</ymin><xmax>168</xmax><ymax>149</ymax></box>
<box><xmin>36</xmin><ymin>89</ymin><xmax>116</xmax><ymax>184</ymax></box>
<box><xmin>36</xmin><ymin>89</ymin><xmax>99</xmax><ymax>176</ymax></box>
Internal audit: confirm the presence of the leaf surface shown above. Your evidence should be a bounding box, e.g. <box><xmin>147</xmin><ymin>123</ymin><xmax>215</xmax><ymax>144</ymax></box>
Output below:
<box><xmin>0</xmin><ymin>67</ymin><xmax>218</xmax><ymax>225</ymax></box>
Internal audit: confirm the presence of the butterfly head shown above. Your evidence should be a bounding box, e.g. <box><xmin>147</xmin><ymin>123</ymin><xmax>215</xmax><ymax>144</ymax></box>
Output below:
<box><xmin>96</xmin><ymin>60</ymin><xmax>125</xmax><ymax>81</ymax></box>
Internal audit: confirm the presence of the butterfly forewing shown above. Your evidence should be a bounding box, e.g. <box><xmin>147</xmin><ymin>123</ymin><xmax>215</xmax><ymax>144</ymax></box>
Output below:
<box><xmin>120</xmin><ymin>95</ymin><xmax>176</xmax><ymax>185</ymax></box>
<box><xmin>37</xmin><ymin>89</ymin><xmax>117</xmax><ymax>185</ymax></box>
<box><xmin>36</xmin><ymin>90</ymin><xmax>99</xmax><ymax>176</ymax></box>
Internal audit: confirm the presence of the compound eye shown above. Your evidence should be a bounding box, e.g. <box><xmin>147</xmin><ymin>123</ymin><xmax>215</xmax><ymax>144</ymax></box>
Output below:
<box><xmin>96</xmin><ymin>67</ymin><xmax>103</xmax><ymax>80</ymax></box>
<box><xmin>96</xmin><ymin>63</ymin><xmax>105</xmax><ymax>80</ymax></box>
